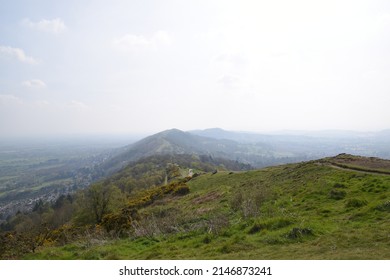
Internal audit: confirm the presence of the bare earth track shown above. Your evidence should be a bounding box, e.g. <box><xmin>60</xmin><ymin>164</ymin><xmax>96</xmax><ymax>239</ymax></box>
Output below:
<box><xmin>317</xmin><ymin>153</ymin><xmax>390</xmax><ymax>176</ymax></box>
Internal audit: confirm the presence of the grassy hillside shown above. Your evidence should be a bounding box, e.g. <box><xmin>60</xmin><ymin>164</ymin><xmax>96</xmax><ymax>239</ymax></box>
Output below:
<box><xmin>23</xmin><ymin>154</ymin><xmax>390</xmax><ymax>260</ymax></box>
<box><xmin>101</xmin><ymin>153</ymin><xmax>251</xmax><ymax>194</ymax></box>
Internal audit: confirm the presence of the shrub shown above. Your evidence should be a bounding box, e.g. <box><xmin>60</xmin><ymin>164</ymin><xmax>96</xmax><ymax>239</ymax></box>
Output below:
<box><xmin>247</xmin><ymin>217</ymin><xmax>294</xmax><ymax>234</ymax></box>
<box><xmin>202</xmin><ymin>235</ymin><xmax>212</xmax><ymax>244</ymax></box>
<box><xmin>230</xmin><ymin>191</ymin><xmax>243</xmax><ymax>211</ymax></box>
<box><xmin>231</xmin><ymin>187</ymin><xmax>270</xmax><ymax>218</ymax></box>
<box><xmin>286</xmin><ymin>227</ymin><xmax>313</xmax><ymax>239</ymax></box>
<box><xmin>248</xmin><ymin>224</ymin><xmax>264</xmax><ymax>234</ymax></box>
<box><xmin>345</xmin><ymin>198</ymin><xmax>367</xmax><ymax>208</ymax></box>
<box><xmin>127</xmin><ymin>182</ymin><xmax>190</xmax><ymax>209</ymax></box>
<box><xmin>101</xmin><ymin>208</ymin><xmax>138</xmax><ymax>236</ymax></box>
<box><xmin>329</xmin><ymin>189</ymin><xmax>346</xmax><ymax>200</ymax></box>
<box><xmin>241</xmin><ymin>198</ymin><xmax>260</xmax><ymax>218</ymax></box>
<box><xmin>173</xmin><ymin>184</ymin><xmax>190</xmax><ymax>196</ymax></box>
<box><xmin>375</xmin><ymin>201</ymin><xmax>390</xmax><ymax>212</ymax></box>
<box><xmin>269</xmin><ymin>217</ymin><xmax>294</xmax><ymax>230</ymax></box>
<box><xmin>219</xmin><ymin>244</ymin><xmax>232</xmax><ymax>254</ymax></box>
<box><xmin>207</xmin><ymin>214</ymin><xmax>230</xmax><ymax>235</ymax></box>
<box><xmin>333</xmin><ymin>183</ymin><xmax>347</xmax><ymax>188</ymax></box>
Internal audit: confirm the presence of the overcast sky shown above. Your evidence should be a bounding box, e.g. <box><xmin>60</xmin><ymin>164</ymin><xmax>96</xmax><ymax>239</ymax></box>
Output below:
<box><xmin>1</xmin><ymin>0</ymin><xmax>390</xmax><ymax>137</ymax></box>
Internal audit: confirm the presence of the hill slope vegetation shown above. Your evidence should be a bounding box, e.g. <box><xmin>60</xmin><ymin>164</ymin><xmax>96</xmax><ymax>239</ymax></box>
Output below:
<box><xmin>2</xmin><ymin>154</ymin><xmax>388</xmax><ymax>260</ymax></box>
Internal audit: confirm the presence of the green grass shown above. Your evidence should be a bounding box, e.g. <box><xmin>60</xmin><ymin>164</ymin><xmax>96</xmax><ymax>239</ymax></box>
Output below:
<box><xmin>25</xmin><ymin>160</ymin><xmax>390</xmax><ymax>260</ymax></box>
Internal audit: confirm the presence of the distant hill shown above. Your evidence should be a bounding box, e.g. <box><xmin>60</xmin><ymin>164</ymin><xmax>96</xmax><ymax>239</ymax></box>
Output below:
<box><xmin>102</xmin><ymin>128</ymin><xmax>314</xmax><ymax>174</ymax></box>
<box><xmin>190</xmin><ymin>128</ymin><xmax>390</xmax><ymax>160</ymax></box>
<box><xmin>189</xmin><ymin>128</ymin><xmax>264</xmax><ymax>143</ymax></box>
<box><xmin>102</xmin><ymin>129</ymin><xmax>238</xmax><ymax>172</ymax></box>
<box><xmin>101</xmin><ymin>128</ymin><xmax>390</xmax><ymax>175</ymax></box>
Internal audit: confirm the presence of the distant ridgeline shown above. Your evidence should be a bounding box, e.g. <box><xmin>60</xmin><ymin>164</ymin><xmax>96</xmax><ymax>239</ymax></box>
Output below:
<box><xmin>103</xmin><ymin>128</ymin><xmax>390</xmax><ymax>174</ymax></box>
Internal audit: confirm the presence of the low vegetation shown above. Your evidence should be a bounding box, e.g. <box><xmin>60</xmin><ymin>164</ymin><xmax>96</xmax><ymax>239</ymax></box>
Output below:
<box><xmin>1</xmin><ymin>154</ymin><xmax>389</xmax><ymax>259</ymax></box>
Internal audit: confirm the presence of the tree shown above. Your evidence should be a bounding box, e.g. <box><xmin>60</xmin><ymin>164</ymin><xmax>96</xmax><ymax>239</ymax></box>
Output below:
<box><xmin>1</xmin><ymin>211</ymin><xmax>55</xmax><ymax>255</ymax></box>
<box><xmin>75</xmin><ymin>183</ymin><xmax>125</xmax><ymax>225</ymax></box>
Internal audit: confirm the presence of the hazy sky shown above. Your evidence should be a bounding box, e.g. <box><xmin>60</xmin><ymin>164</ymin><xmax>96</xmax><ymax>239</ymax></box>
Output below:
<box><xmin>1</xmin><ymin>0</ymin><xmax>390</xmax><ymax>137</ymax></box>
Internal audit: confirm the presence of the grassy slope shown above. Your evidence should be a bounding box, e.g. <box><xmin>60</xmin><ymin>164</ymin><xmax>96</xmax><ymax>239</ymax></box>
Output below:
<box><xmin>26</xmin><ymin>157</ymin><xmax>390</xmax><ymax>260</ymax></box>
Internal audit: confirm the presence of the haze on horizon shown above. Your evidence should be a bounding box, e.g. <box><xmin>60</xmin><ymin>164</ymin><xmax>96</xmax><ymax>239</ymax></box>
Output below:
<box><xmin>1</xmin><ymin>0</ymin><xmax>390</xmax><ymax>138</ymax></box>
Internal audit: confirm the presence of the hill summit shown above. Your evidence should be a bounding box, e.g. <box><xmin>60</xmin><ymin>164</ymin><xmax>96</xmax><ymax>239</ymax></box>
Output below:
<box><xmin>103</xmin><ymin>128</ymin><xmax>254</xmax><ymax>173</ymax></box>
<box><xmin>102</xmin><ymin>128</ymin><xmax>307</xmax><ymax>174</ymax></box>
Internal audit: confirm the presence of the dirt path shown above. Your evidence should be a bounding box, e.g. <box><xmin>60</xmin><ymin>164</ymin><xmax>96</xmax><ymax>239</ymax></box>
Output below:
<box><xmin>323</xmin><ymin>162</ymin><xmax>390</xmax><ymax>176</ymax></box>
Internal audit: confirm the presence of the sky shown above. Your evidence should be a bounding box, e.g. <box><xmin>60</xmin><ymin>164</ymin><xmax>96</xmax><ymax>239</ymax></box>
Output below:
<box><xmin>1</xmin><ymin>0</ymin><xmax>390</xmax><ymax>138</ymax></box>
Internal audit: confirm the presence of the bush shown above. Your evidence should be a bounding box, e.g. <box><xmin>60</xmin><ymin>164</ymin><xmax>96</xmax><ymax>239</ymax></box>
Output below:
<box><xmin>127</xmin><ymin>182</ymin><xmax>190</xmax><ymax>209</ymax></box>
<box><xmin>345</xmin><ymin>198</ymin><xmax>367</xmax><ymax>208</ymax></box>
<box><xmin>286</xmin><ymin>227</ymin><xmax>313</xmax><ymax>239</ymax></box>
<box><xmin>173</xmin><ymin>184</ymin><xmax>190</xmax><ymax>196</ymax></box>
<box><xmin>375</xmin><ymin>201</ymin><xmax>390</xmax><ymax>212</ymax></box>
<box><xmin>269</xmin><ymin>217</ymin><xmax>294</xmax><ymax>230</ymax></box>
<box><xmin>219</xmin><ymin>244</ymin><xmax>232</xmax><ymax>254</ymax></box>
<box><xmin>101</xmin><ymin>208</ymin><xmax>138</xmax><ymax>236</ymax></box>
<box><xmin>207</xmin><ymin>214</ymin><xmax>230</xmax><ymax>235</ymax></box>
<box><xmin>248</xmin><ymin>224</ymin><xmax>264</xmax><ymax>234</ymax></box>
<box><xmin>202</xmin><ymin>235</ymin><xmax>212</xmax><ymax>244</ymax></box>
<box><xmin>247</xmin><ymin>217</ymin><xmax>294</xmax><ymax>234</ymax></box>
<box><xmin>329</xmin><ymin>189</ymin><xmax>346</xmax><ymax>200</ymax></box>
<box><xmin>230</xmin><ymin>186</ymin><xmax>270</xmax><ymax>218</ymax></box>
<box><xmin>333</xmin><ymin>183</ymin><xmax>347</xmax><ymax>188</ymax></box>
<box><xmin>230</xmin><ymin>191</ymin><xmax>243</xmax><ymax>212</ymax></box>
